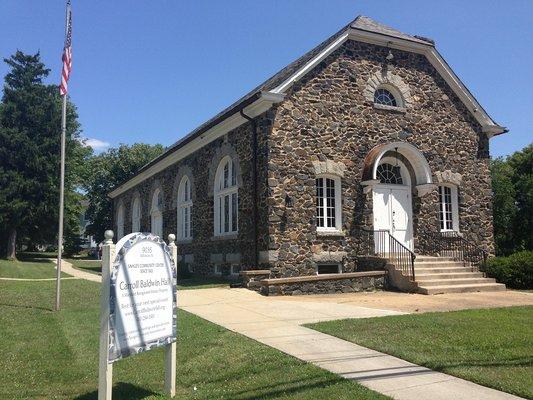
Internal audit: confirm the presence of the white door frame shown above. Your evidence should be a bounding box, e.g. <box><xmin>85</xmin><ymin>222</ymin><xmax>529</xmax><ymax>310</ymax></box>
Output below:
<box><xmin>372</xmin><ymin>184</ymin><xmax>413</xmax><ymax>250</ymax></box>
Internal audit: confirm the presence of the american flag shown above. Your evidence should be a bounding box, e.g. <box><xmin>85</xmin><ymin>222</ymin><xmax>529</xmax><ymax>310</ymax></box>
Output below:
<box><xmin>59</xmin><ymin>1</ymin><xmax>72</xmax><ymax>96</ymax></box>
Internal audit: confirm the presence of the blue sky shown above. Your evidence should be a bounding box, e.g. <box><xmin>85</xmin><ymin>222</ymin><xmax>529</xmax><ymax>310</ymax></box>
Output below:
<box><xmin>1</xmin><ymin>0</ymin><xmax>532</xmax><ymax>157</ymax></box>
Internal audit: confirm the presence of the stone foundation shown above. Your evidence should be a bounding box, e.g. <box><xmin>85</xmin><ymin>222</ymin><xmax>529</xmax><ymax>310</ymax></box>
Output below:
<box><xmin>240</xmin><ymin>269</ymin><xmax>271</xmax><ymax>291</ymax></box>
<box><xmin>260</xmin><ymin>271</ymin><xmax>386</xmax><ymax>296</ymax></box>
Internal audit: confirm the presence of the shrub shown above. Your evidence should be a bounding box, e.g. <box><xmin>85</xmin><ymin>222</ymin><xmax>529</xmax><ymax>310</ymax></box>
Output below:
<box><xmin>485</xmin><ymin>251</ymin><xmax>533</xmax><ymax>289</ymax></box>
<box><xmin>177</xmin><ymin>260</ymin><xmax>192</xmax><ymax>280</ymax></box>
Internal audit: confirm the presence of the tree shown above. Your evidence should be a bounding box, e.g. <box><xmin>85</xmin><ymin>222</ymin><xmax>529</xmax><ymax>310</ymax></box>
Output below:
<box><xmin>491</xmin><ymin>157</ymin><xmax>517</xmax><ymax>255</ymax></box>
<box><xmin>491</xmin><ymin>144</ymin><xmax>533</xmax><ymax>255</ymax></box>
<box><xmin>508</xmin><ymin>145</ymin><xmax>533</xmax><ymax>251</ymax></box>
<box><xmin>82</xmin><ymin>143</ymin><xmax>164</xmax><ymax>243</ymax></box>
<box><xmin>0</xmin><ymin>51</ymin><xmax>91</xmax><ymax>259</ymax></box>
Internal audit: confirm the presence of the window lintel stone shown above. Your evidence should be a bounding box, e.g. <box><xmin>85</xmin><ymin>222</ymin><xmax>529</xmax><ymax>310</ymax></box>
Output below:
<box><xmin>312</xmin><ymin>160</ymin><xmax>346</xmax><ymax>177</ymax></box>
<box><xmin>435</xmin><ymin>170</ymin><xmax>462</xmax><ymax>186</ymax></box>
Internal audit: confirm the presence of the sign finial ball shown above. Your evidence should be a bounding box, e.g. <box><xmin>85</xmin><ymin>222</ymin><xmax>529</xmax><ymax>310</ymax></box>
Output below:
<box><xmin>104</xmin><ymin>230</ymin><xmax>114</xmax><ymax>242</ymax></box>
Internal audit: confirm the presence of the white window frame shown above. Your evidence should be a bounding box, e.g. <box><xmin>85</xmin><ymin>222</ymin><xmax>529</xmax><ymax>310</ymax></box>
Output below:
<box><xmin>214</xmin><ymin>156</ymin><xmax>239</xmax><ymax>237</ymax></box>
<box><xmin>131</xmin><ymin>196</ymin><xmax>141</xmax><ymax>232</ymax></box>
<box><xmin>438</xmin><ymin>184</ymin><xmax>459</xmax><ymax>232</ymax></box>
<box><xmin>377</xmin><ymin>157</ymin><xmax>411</xmax><ymax>186</ymax></box>
<box><xmin>116</xmin><ymin>203</ymin><xmax>125</xmax><ymax>240</ymax></box>
<box><xmin>373</xmin><ymin>84</ymin><xmax>404</xmax><ymax>108</ymax></box>
<box><xmin>214</xmin><ymin>264</ymin><xmax>222</xmax><ymax>275</ymax></box>
<box><xmin>150</xmin><ymin>188</ymin><xmax>163</xmax><ymax>237</ymax></box>
<box><xmin>177</xmin><ymin>175</ymin><xmax>193</xmax><ymax>241</ymax></box>
<box><xmin>315</xmin><ymin>174</ymin><xmax>342</xmax><ymax>233</ymax></box>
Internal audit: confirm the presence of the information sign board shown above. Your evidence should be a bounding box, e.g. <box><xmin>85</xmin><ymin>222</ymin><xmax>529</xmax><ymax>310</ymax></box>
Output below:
<box><xmin>108</xmin><ymin>232</ymin><xmax>177</xmax><ymax>361</ymax></box>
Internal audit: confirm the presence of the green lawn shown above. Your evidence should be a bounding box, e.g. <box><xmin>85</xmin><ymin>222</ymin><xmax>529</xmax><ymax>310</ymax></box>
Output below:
<box><xmin>67</xmin><ymin>258</ymin><xmax>102</xmax><ymax>274</ymax></box>
<box><xmin>66</xmin><ymin>259</ymin><xmax>231</xmax><ymax>291</ymax></box>
<box><xmin>0</xmin><ymin>258</ymin><xmax>68</xmax><ymax>279</ymax></box>
<box><xmin>0</xmin><ymin>266</ymin><xmax>387</xmax><ymax>400</ymax></box>
<box><xmin>308</xmin><ymin>307</ymin><xmax>533</xmax><ymax>399</ymax></box>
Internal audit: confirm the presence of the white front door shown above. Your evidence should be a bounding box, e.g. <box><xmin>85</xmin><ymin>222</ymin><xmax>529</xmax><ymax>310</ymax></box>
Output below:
<box><xmin>373</xmin><ymin>186</ymin><xmax>413</xmax><ymax>251</ymax></box>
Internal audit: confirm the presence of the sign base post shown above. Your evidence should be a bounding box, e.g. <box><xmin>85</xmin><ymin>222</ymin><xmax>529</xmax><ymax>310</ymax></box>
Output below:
<box><xmin>164</xmin><ymin>235</ymin><xmax>178</xmax><ymax>397</ymax></box>
<box><xmin>98</xmin><ymin>230</ymin><xmax>115</xmax><ymax>400</ymax></box>
<box><xmin>164</xmin><ymin>342</ymin><xmax>177</xmax><ymax>396</ymax></box>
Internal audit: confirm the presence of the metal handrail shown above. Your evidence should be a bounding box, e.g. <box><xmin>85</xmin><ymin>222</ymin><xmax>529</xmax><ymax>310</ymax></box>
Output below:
<box><xmin>360</xmin><ymin>228</ymin><xmax>416</xmax><ymax>281</ymax></box>
<box><xmin>417</xmin><ymin>229</ymin><xmax>487</xmax><ymax>272</ymax></box>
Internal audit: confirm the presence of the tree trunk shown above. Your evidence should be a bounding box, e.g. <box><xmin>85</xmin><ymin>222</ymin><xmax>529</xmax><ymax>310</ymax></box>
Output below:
<box><xmin>7</xmin><ymin>229</ymin><xmax>17</xmax><ymax>261</ymax></box>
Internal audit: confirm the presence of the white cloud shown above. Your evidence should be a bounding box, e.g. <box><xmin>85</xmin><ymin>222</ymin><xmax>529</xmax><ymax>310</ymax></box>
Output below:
<box><xmin>83</xmin><ymin>137</ymin><xmax>110</xmax><ymax>151</ymax></box>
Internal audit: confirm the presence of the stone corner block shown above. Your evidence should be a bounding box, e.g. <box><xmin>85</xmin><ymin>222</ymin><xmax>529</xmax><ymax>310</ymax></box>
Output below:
<box><xmin>312</xmin><ymin>251</ymin><xmax>347</xmax><ymax>263</ymax></box>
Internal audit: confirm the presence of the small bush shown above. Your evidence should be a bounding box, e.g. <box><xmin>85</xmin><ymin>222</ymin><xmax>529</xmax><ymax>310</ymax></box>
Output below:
<box><xmin>177</xmin><ymin>260</ymin><xmax>192</xmax><ymax>279</ymax></box>
<box><xmin>485</xmin><ymin>251</ymin><xmax>533</xmax><ymax>289</ymax></box>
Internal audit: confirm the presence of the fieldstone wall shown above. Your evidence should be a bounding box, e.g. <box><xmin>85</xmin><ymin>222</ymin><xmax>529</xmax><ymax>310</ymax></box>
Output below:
<box><xmin>113</xmin><ymin>38</ymin><xmax>495</xmax><ymax>282</ymax></box>
<box><xmin>261</xmin><ymin>274</ymin><xmax>385</xmax><ymax>296</ymax></box>
<box><xmin>113</xmin><ymin>110</ymin><xmax>276</xmax><ymax>275</ymax></box>
<box><xmin>265</xmin><ymin>39</ymin><xmax>494</xmax><ymax>277</ymax></box>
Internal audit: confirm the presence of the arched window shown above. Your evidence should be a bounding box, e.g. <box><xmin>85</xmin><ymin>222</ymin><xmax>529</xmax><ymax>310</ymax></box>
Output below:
<box><xmin>116</xmin><ymin>203</ymin><xmax>125</xmax><ymax>239</ymax></box>
<box><xmin>315</xmin><ymin>175</ymin><xmax>342</xmax><ymax>232</ymax></box>
<box><xmin>214</xmin><ymin>156</ymin><xmax>238</xmax><ymax>236</ymax></box>
<box><xmin>177</xmin><ymin>176</ymin><xmax>192</xmax><ymax>240</ymax></box>
<box><xmin>131</xmin><ymin>196</ymin><xmax>141</xmax><ymax>232</ymax></box>
<box><xmin>374</xmin><ymin>88</ymin><xmax>398</xmax><ymax>107</ymax></box>
<box><xmin>377</xmin><ymin>163</ymin><xmax>403</xmax><ymax>185</ymax></box>
<box><xmin>150</xmin><ymin>188</ymin><xmax>163</xmax><ymax>237</ymax></box>
<box><xmin>438</xmin><ymin>185</ymin><xmax>459</xmax><ymax>232</ymax></box>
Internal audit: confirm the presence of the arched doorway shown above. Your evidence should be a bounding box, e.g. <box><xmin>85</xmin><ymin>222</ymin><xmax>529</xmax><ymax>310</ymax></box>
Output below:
<box><xmin>372</xmin><ymin>157</ymin><xmax>413</xmax><ymax>250</ymax></box>
<box><xmin>362</xmin><ymin>142</ymin><xmax>434</xmax><ymax>252</ymax></box>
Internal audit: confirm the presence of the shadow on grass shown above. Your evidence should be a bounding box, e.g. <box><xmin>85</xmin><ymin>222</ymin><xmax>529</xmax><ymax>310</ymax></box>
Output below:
<box><xmin>18</xmin><ymin>252</ymin><xmax>57</xmax><ymax>261</ymax></box>
<box><xmin>75</xmin><ymin>382</ymin><xmax>159</xmax><ymax>400</ymax></box>
<box><xmin>14</xmin><ymin>256</ymin><xmax>54</xmax><ymax>264</ymax></box>
<box><xmin>177</xmin><ymin>276</ymin><xmax>231</xmax><ymax>289</ymax></box>
<box><xmin>431</xmin><ymin>357</ymin><xmax>533</xmax><ymax>371</ymax></box>
<box><xmin>75</xmin><ymin>265</ymin><xmax>102</xmax><ymax>275</ymax></box>
<box><xmin>221</xmin><ymin>376</ymin><xmax>353</xmax><ymax>400</ymax></box>
<box><xmin>0</xmin><ymin>302</ymin><xmax>53</xmax><ymax>312</ymax></box>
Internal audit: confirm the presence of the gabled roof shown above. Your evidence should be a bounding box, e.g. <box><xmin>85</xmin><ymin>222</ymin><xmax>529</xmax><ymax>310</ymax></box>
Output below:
<box><xmin>351</xmin><ymin>15</ymin><xmax>434</xmax><ymax>45</ymax></box>
<box><xmin>109</xmin><ymin>15</ymin><xmax>506</xmax><ymax>198</ymax></box>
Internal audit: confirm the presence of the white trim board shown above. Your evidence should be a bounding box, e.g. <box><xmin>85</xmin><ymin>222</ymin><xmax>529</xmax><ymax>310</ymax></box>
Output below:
<box><xmin>109</xmin><ymin>93</ymin><xmax>284</xmax><ymax>198</ymax></box>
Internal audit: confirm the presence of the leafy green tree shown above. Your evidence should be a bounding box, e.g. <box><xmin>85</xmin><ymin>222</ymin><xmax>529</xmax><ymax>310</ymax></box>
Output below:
<box><xmin>508</xmin><ymin>144</ymin><xmax>533</xmax><ymax>251</ymax></box>
<box><xmin>491</xmin><ymin>157</ymin><xmax>517</xmax><ymax>255</ymax></box>
<box><xmin>491</xmin><ymin>144</ymin><xmax>533</xmax><ymax>255</ymax></box>
<box><xmin>0</xmin><ymin>51</ymin><xmax>91</xmax><ymax>259</ymax></box>
<box><xmin>82</xmin><ymin>143</ymin><xmax>164</xmax><ymax>243</ymax></box>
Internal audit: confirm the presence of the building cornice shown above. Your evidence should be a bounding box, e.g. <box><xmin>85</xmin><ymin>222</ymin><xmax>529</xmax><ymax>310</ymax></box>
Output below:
<box><xmin>109</xmin><ymin>91</ymin><xmax>284</xmax><ymax>198</ymax></box>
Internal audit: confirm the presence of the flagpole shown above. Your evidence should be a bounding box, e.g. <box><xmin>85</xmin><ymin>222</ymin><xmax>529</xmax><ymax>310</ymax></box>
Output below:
<box><xmin>55</xmin><ymin>1</ymin><xmax>71</xmax><ymax>312</ymax></box>
<box><xmin>55</xmin><ymin>95</ymin><xmax>67</xmax><ymax>311</ymax></box>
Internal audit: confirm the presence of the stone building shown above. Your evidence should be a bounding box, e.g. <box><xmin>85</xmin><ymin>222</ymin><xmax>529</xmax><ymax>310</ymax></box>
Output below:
<box><xmin>109</xmin><ymin>16</ymin><xmax>507</xmax><ymax>295</ymax></box>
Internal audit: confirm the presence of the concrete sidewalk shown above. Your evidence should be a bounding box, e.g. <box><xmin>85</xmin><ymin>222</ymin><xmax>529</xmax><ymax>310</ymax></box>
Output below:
<box><xmin>179</xmin><ymin>287</ymin><xmax>523</xmax><ymax>400</ymax></box>
<box><xmin>55</xmin><ymin>259</ymin><xmax>102</xmax><ymax>283</ymax></box>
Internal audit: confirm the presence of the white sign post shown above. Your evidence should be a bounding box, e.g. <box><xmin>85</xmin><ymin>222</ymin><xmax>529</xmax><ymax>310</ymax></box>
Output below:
<box><xmin>98</xmin><ymin>230</ymin><xmax>178</xmax><ymax>400</ymax></box>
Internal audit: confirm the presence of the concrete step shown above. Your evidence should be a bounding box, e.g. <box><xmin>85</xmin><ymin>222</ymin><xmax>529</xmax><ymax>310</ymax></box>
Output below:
<box><xmin>415</xmin><ymin>261</ymin><xmax>466</xmax><ymax>268</ymax></box>
<box><xmin>415</xmin><ymin>272</ymin><xmax>485</xmax><ymax>280</ymax></box>
<box><xmin>415</xmin><ymin>256</ymin><xmax>456</xmax><ymax>262</ymax></box>
<box><xmin>418</xmin><ymin>283</ymin><xmax>506</xmax><ymax>295</ymax></box>
<box><xmin>415</xmin><ymin>267</ymin><xmax>475</xmax><ymax>274</ymax></box>
<box><xmin>416</xmin><ymin>277</ymin><xmax>496</xmax><ymax>287</ymax></box>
